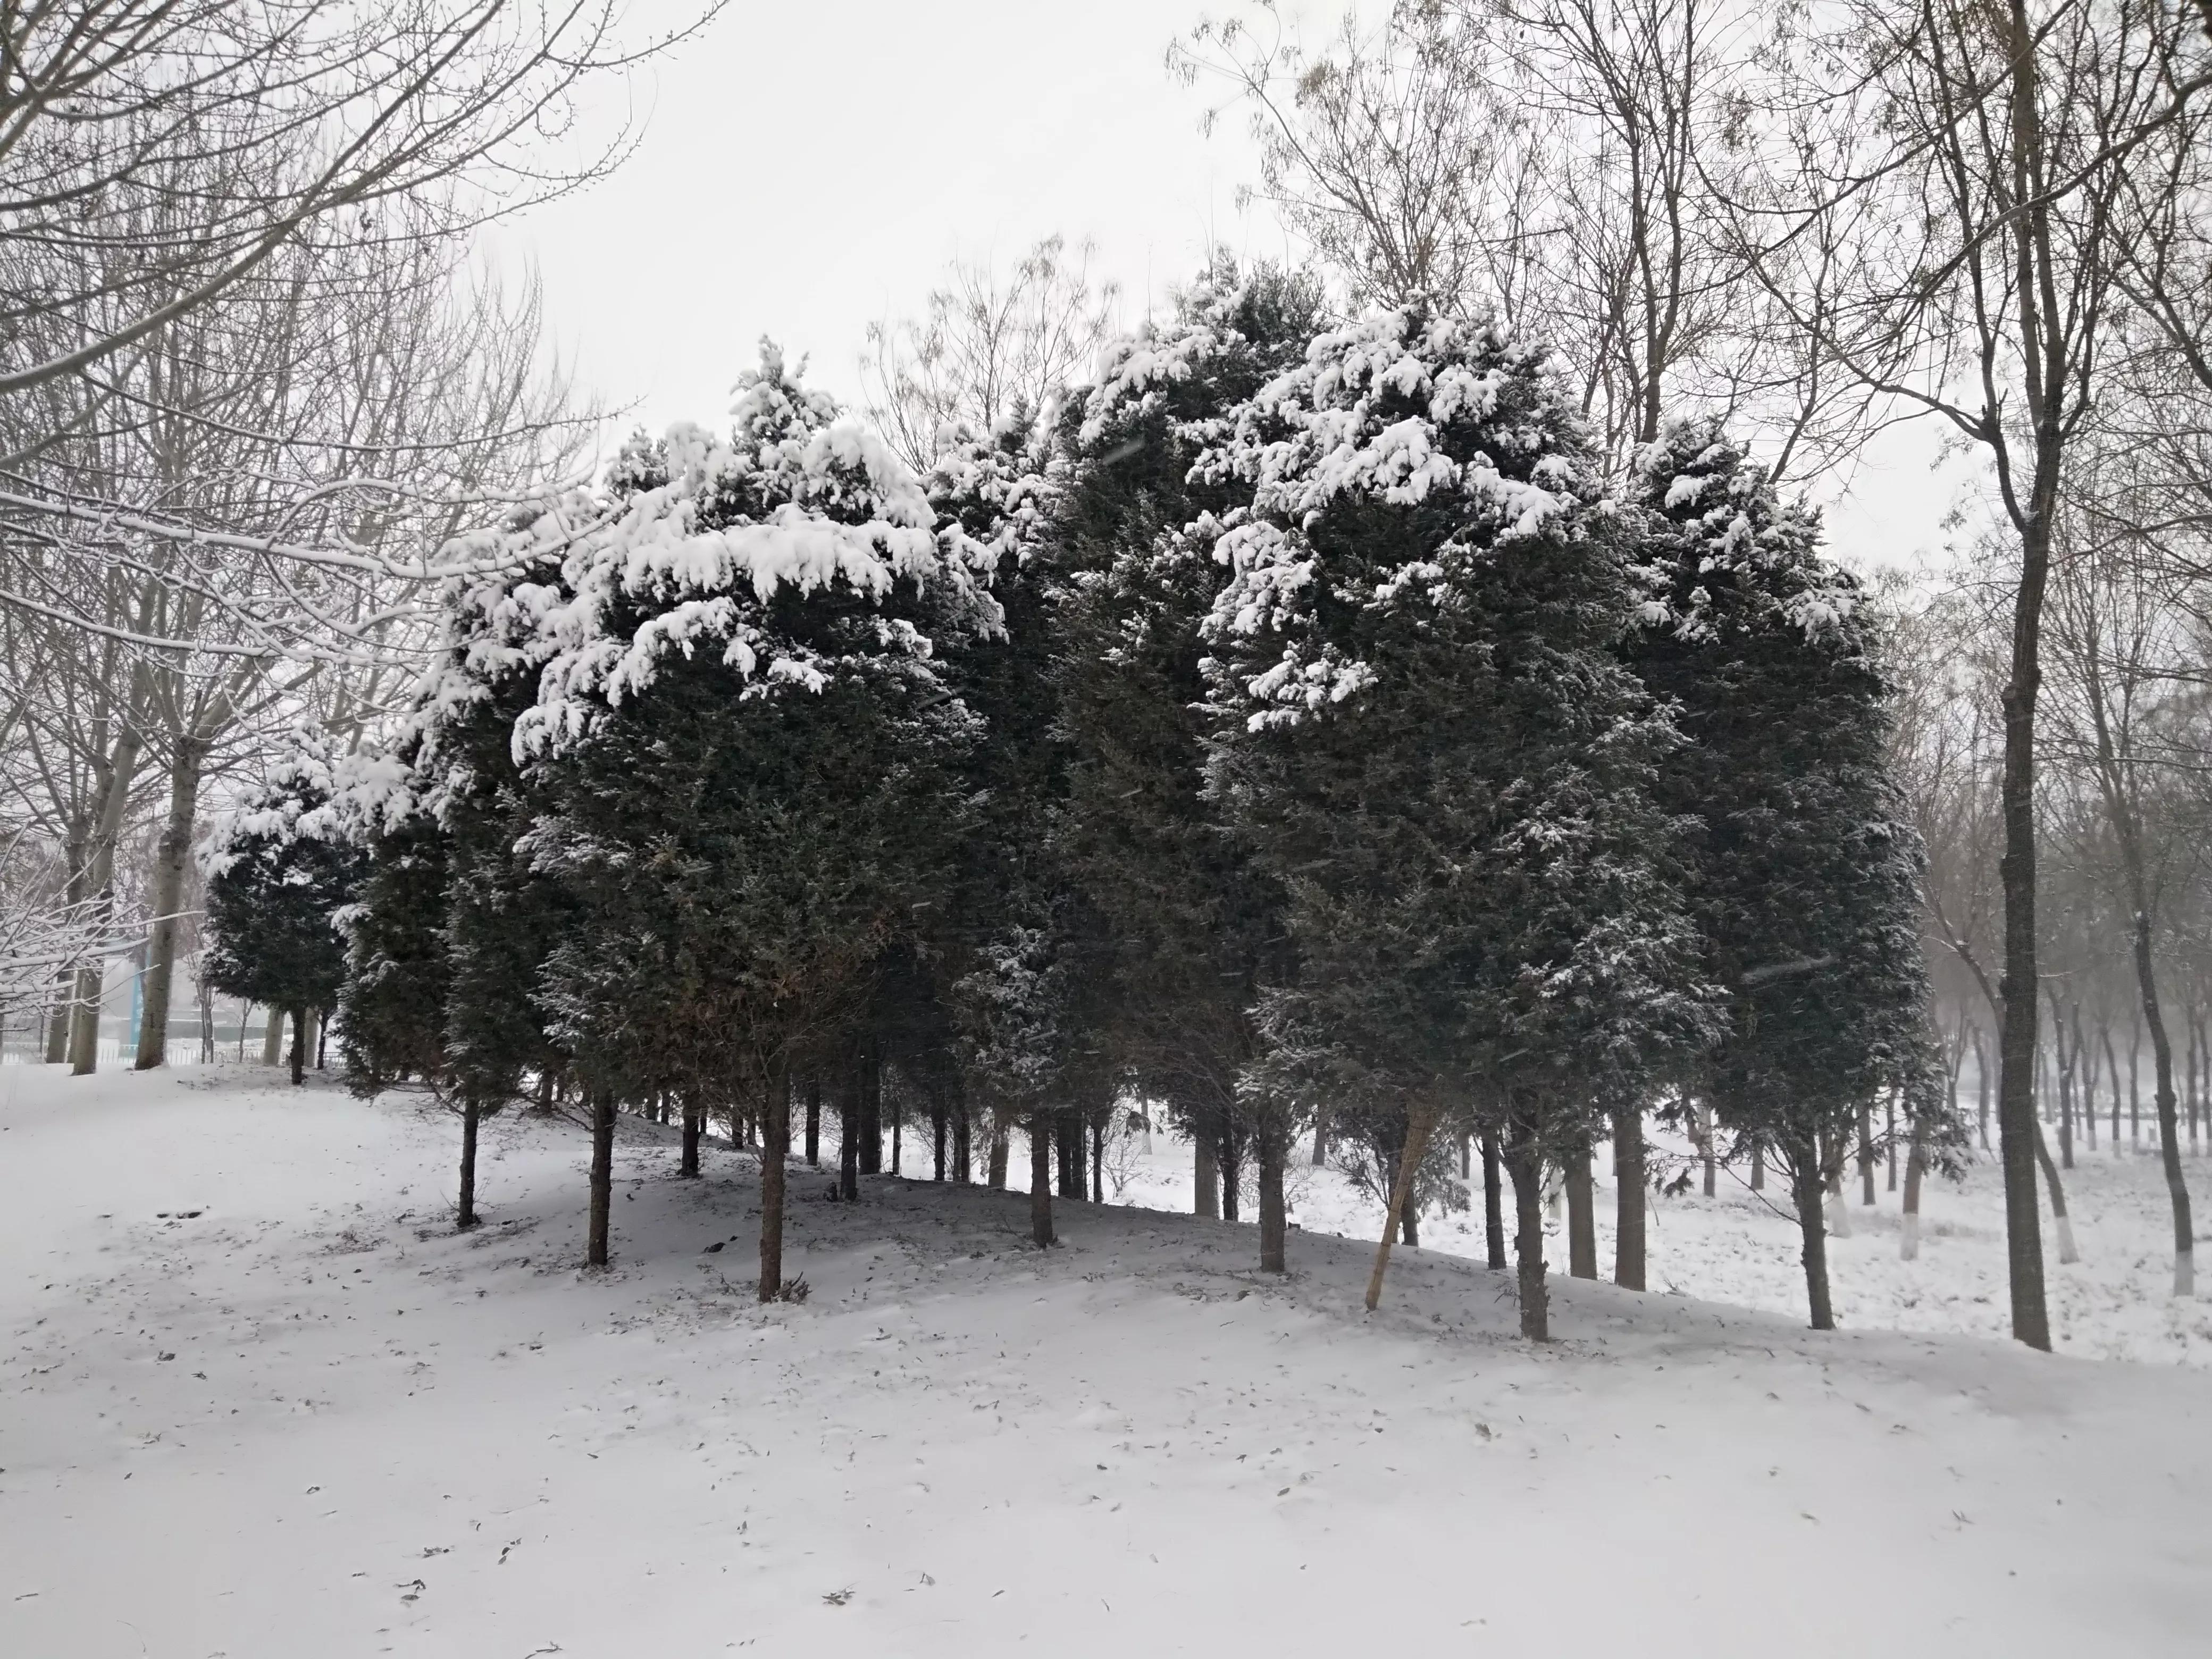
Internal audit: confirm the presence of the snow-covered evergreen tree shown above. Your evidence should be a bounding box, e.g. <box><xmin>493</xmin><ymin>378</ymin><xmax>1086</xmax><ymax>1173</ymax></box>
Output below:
<box><xmin>517</xmin><ymin>345</ymin><xmax>989</xmax><ymax>1289</ymax></box>
<box><xmin>202</xmin><ymin>725</ymin><xmax>368</xmax><ymax>1086</ymax></box>
<box><xmin>1628</xmin><ymin>421</ymin><xmax>1951</xmax><ymax>1329</ymax></box>
<box><xmin>1047</xmin><ymin>259</ymin><xmax>1324</xmax><ymax>1267</ymax></box>
<box><xmin>1203</xmin><ymin>308</ymin><xmax>1717</xmax><ymax>1329</ymax></box>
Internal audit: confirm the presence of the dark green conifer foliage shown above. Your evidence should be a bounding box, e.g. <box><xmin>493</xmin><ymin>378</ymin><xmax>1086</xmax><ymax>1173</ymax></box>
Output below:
<box><xmin>1204</xmin><ymin>310</ymin><xmax>1715</xmax><ymax>1329</ymax></box>
<box><xmin>203</xmin><ymin>745</ymin><xmax>365</xmax><ymax>1087</ymax></box>
<box><xmin>1048</xmin><ymin>260</ymin><xmax>1324</xmax><ymax>1268</ymax></box>
<box><xmin>527</xmin><ymin>350</ymin><xmax>982</xmax><ymax>1285</ymax></box>
<box><xmin>339</xmin><ymin>800</ymin><xmax>450</xmax><ymax>1096</ymax></box>
<box><xmin>1628</xmin><ymin>422</ymin><xmax>1950</xmax><ymax>1330</ymax></box>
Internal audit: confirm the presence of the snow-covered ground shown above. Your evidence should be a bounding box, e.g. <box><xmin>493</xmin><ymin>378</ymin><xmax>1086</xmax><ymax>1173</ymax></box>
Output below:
<box><xmin>1101</xmin><ymin>1118</ymin><xmax>2212</xmax><ymax>1369</ymax></box>
<box><xmin>5</xmin><ymin>1067</ymin><xmax>2209</xmax><ymax>1657</ymax></box>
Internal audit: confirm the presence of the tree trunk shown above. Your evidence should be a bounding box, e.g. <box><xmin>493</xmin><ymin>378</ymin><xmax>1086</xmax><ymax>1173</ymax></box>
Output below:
<box><xmin>1792</xmin><ymin>1135</ymin><xmax>1834</xmax><ymax>1330</ymax></box>
<box><xmin>1481</xmin><ymin>1129</ymin><xmax>1507</xmax><ymax>1271</ymax></box>
<box><xmin>1859</xmin><ymin>1100</ymin><xmax>1877</xmax><ymax>1204</ymax></box>
<box><xmin>135</xmin><ymin>741</ymin><xmax>204</xmax><ymax>1069</ymax></box>
<box><xmin>1750</xmin><ymin>1139</ymin><xmax>1765</xmax><ymax>1191</ymax></box>
<box><xmin>457</xmin><ymin>1098</ymin><xmax>482</xmax><ymax>1230</ymax></box>
<box><xmin>2033</xmin><ymin>1120</ymin><xmax>2078</xmax><ymax>1265</ymax></box>
<box><xmin>1091</xmin><ymin>1111</ymin><xmax>1104</xmax><ymax>1204</ymax></box>
<box><xmin>289</xmin><ymin>1006</ymin><xmax>306</xmax><ymax>1085</ymax></box>
<box><xmin>987</xmin><ymin>1112</ymin><xmax>1008</xmax><ymax>1189</ymax></box>
<box><xmin>680</xmin><ymin>1100</ymin><xmax>701</xmax><ymax>1178</ymax></box>
<box><xmin>1311</xmin><ymin>1108</ymin><xmax>1330</xmax><ymax>1167</ymax></box>
<box><xmin>1993</xmin><ymin>474</ymin><xmax>2054</xmax><ymax>1351</ymax></box>
<box><xmin>804</xmin><ymin>1075</ymin><xmax>821</xmax><ymax>1167</ymax></box>
<box><xmin>838</xmin><ymin>1065</ymin><xmax>861</xmax><ymax>1202</ymax></box>
<box><xmin>1400</xmin><ymin>1199</ymin><xmax>1418</xmax><ymax>1247</ymax></box>
<box><xmin>1194</xmin><ymin>1125</ymin><xmax>1220</xmax><ymax>1219</ymax></box>
<box><xmin>1885</xmin><ymin>1091</ymin><xmax>1898</xmax><ymax>1192</ymax></box>
<box><xmin>1900</xmin><ymin>1112</ymin><xmax>1927</xmax><ymax>1261</ymax></box>
<box><xmin>955</xmin><ymin>1099</ymin><xmax>973</xmax><ymax>1184</ymax></box>
<box><xmin>2101</xmin><ymin>1027</ymin><xmax>2121</xmax><ymax>1153</ymax></box>
<box><xmin>1697</xmin><ymin>1101</ymin><xmax>1716</xmax><ymax>1197</ymax></box>
<box><xmin>1363</xmin><ymin>1105</ymin><xmax>1436</xmax><ymax>1312</ymax></box>
<box><xmin>2130</xmin><ymin>911</ymin><xmax>2193</xmax><ymax>1295</ymax></box>
<box><xmin>858</xmin><ymin>1043</ymin><xmax>882</xmax><ymax>1175</ymax></box>
<box><xmin>1565</xmin><ymin>1142</ymin><xmax>1596</xmax><ymax>1279</ymax></box>
<box><xmin>932</xmin><ymin>1096</ymin><xmax>948</xmax><ymax>1182</ymax></box>
<box><xmin>759</xmin><ymin>1054</ymin><xmax>791</xmax><ymax>1302</ymax></box>
<box><xmin>71</xmin><ymin>710</ymin><xmax>148</xmax><ymax>1076</ymax></box>
<box><xmin>261</xmin><ymin>1010</ymin><xmax>283</xmax><ymax>1067</ymax></box>
<box><xmin>587</xmin><ymin>1093</ymin><xmax>615</xmax><ymax>1268</ymax></box>
<box><xmin>1056</xmin><ymin>1110</ymin><xmax>1083</xmax><ymax>1199</ymax></box>
<box><xmin>1970</xmin><ymin>1025</ymin><xmax>1990</xmax><ymax>1151</ymax></box>
<box><xmin>1258</xmin><ymin>1112</ymin><xmax>1287</xmax><ymax>1273</ymax></box>
<box><xmin>1029</xmin><ymin>1109</ymin><xmax>1054</xmax><ymax>1247</ymax></box>
<box><xmin>1218</xmin><ymin>1125</ymin><xmax>1241</xmax><ymax>1223</ymax></box>
<box><xmin>1502</xmin><ymin>1116</ymin><xmax>1549</xmax><ymax>1340</ymax></box>
<box><xmin>66</xmin><ymin>961</ymin><xmax>104</xmax><ymax>1074</ymax></box>
<box><xmin>1613</xmin><ymin>1112</ymin><xmax>1645</xmax><ymax>1289</ymax></box>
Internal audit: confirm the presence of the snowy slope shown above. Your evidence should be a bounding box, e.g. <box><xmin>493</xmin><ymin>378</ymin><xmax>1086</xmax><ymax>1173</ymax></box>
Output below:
<box><xmin>3</xmin><ymin>1066</ymin><xmax>2207</xmax><ymax>1657</ymax></box>
<box><xmin>1100</xmin><ymin>1120</ymin><xmax>2212</xmax><ymax>1369</ymax></box>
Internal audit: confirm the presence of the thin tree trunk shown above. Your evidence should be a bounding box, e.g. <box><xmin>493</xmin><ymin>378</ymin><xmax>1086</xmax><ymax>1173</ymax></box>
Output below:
<box><xmin>1363</xmin><ymin>1105</ymin><xmax>1436</xmax><ymax>1312</ymax></box>
<box><xmin>859</xmin><ymin>1043</ymin><xmax>882</xmax><ymax>1175</ymax></box>
<box><xmin>987</xmin><ymin>1112</ymin><xmax>1008</xmax><ymax>1189</ymax></box>
<box><xmin>1218</xmin><ymin>1126</ymin><xmax>1241</xmax><ymax>1224</ymax></box>
<box><xmin>1751</xmin><ymin>1139</ymin><xmax>1766</xmax><ymax>1191</ymax></box>
<box><xmin>805</xmin><ymin>1075</ymin><xmax>820</xmax><ymax>1167</ymax></box>
<box><xmin>759</xmin><ymin>1054</ymin><xmax>790</xmax><ymax>1301</ymax></box>
<box><xmin>1502</xmin><ymin>1115</ymin><xmax>1549</xmax><ymax>1340</ymax></box>
<box><xmin>1885</xmin><ymin>1091</ymin><xmax>1898</xmax><ymax>1193</ymax></box>
<box><xmin>289</xmin><ymin>1005</ymin><xmax>306</xmax><ymax>1086</ymax></box>
<box><xmin>1091</xmin><ymin>1111</ymin><xmax>1104</xmax><ymax>1204</ymax></box>
<box><xmin>1698</xmin><ymin>1101</ymin><xmax>1716</xmax><ymax>1197</ymax></box>
<box><xmin>1565</xmin><ymin>1142</ymin><xmax>1596</xmax><ymax>1280</ymax></box>
<box><xmin>2129</xmin><ymin>1010</ymin><xmax>2142</xmax><ymax>1143</ymax></box>
<box><xmin>932</xmin><ymin>1097</ymin><xmax>947</xmax><ymax>1182</ymax></box>
<box><xmin>1973</xmin><ymin>1025</ymin><xmax>1991</xmax><ymax>1152</ymax></box>
<box><xmin>1993</xmin><ymin>457</ymin><xmax>2055</xmax><ymax>1351</ymax></box>
<box><xmin>1258</xmin><ymin>1112</ymin><xmax>1288</xmax><ymax>1273</ymax></box>
<box><xmin>838</xmin><ymin>1061</ymin><xmax>860</xmax><ymax>1202</ymax></box>
<box><xmin>1792</xmin><ymin>1135</ymin><xmax>1834</xmax><ymax>1330</ymax></box>
<box><xmin>2101</xmin><ymin>1027</ymin><xmax>2121</xmax><ymax>1153</ymax></box>
<box><xmin>1900</xmin><ymin>1112</ymin><xmax>1927</xmax><ymax>1261</ymax></box>
<box><xmin>1612</xmin><ymin>1112</ymin><xmax>1644</xmax><ymax>1289</ymax></box>
<box><xmin>587</xmin><ymin>1093</ymin><xmax>615</xmax><ymax>1268</ymax></box>
<box><xmin>955</xmin><ymin>1098</ymin><xmax>973</xmax><ymax>1184</ymax></box>
<box><xmin>1029</xmin><ymin>1109</ymin><xmax>1054</xmax><ymax>1247</ymax></box>
<box><xmin>457</xmin><ymin>1098</ymin><xmax>482</xmax><ymax>1230</ymax></box>
<box><xmin>135</xmin><ymin>740</ymin><xmax>204</xmax><ymax>1069</ymax></box>
<box><xmin>1311</xmin><ymin>1107</ymin><xmax>1330</xmax><ymax>1167</ymax></box>
<box><xmin>1859</xmin><ymin>1100</ymin><xmax>1876</xmax><ymax>1204</ymax></box>
<box><xmin>1194</xmin><ymin>1124</ymin><xmax>1220</xmax><ymax>1219</ymax></box>
<box><xmin>1481</xmin><ymin>1129</ymin><xmax>1507</xmax><ymax>1270</ymax></box>
<box><xmin>2033</xmin><ymin>1120</ymin><xmax>2078</xmax><ymax>1265</ymax></box>
<box><xmin>680</xmin><ymin>1100</ymin><xmax>701</xmax><ymax>1178</ymax></box>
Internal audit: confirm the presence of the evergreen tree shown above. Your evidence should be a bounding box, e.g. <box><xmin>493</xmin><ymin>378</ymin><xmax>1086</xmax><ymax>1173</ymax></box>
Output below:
<box><xmin>1046</xmin><ymin>260</ymin><xmax>1323</xmax><ymax>1266</ymax></box>
<box><xmin>1628</xmin><ymin>422</ymin><xmax>1952</xmax><ymax>1329</ymax></box>
<box><xmin>337</xmin><ymin>751</ymin><xmax>450</xmax><ymax>1097</ymax></box>
<box><xmin>1203</xmin><ymin>309</ymin><xmax>1717</xmax><ymax>1328</ymax></box>
<box><xmin>202</xmin><ymin>726</ymin><xmax>366</xmax><ymax>1086</ymax></box>
<box><xmin>515</xmin><ymin>347</ymin><xmax>987</xmax><ymax>1286</ymax></box>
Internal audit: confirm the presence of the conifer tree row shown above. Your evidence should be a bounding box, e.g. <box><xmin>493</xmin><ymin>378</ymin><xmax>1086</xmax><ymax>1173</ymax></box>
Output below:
<box><xmin>314</xmin><ymin>269</ymin><xmax>1953</xmax><ymax>1335</ymax></box>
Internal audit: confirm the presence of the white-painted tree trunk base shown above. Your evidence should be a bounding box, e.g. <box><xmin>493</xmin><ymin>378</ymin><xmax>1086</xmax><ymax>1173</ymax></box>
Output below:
<box><xmin>2175</xmin><ymin>1249</ymin><xmax>2194</xmax><ymax>1300</ymax></box>
<box><xmin>1900</xmin><ymin>1212</ymin><xmax>1920</xmax><ymax>1261</ymax></box>
<box><xmin>1825</xmin><ymin>1194</ymin><xmax>1851</xmax><ymax>1238</ymax></box>
<box><xmin>2055</xmin><ymin>1215</ymin><xmax>2079</xmax><ymax>1264</ymax></box>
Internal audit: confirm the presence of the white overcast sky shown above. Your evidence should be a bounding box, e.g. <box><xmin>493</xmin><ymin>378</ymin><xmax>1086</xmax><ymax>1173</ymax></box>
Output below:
<box><xmin>496</xmin><ymin>0</ymin><xmax>1959</xmax><ymax>574</ymax></box>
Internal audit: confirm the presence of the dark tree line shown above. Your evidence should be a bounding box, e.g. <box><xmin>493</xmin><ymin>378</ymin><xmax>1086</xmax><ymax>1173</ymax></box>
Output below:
<box><xmin>251</xmin><ymin>264</ymin><xmax>1948</xmax><ymax>1333</ymax></box>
